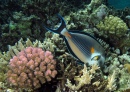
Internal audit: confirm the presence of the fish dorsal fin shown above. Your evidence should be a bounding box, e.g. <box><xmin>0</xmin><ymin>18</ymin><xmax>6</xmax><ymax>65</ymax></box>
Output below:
<box><xmin>96</xmin><ymin>38</ymin><xmax>110</xmax><ymax>50</ymax></box>
<box><xmin>69</xmin><ymin>30</ymin><xmax>107</xmax><ymax>49</ymax></box>
<box><xmin>69</xmin><ymin>30</ymin><xmax>99</xmax><ymax>42</ymax></box>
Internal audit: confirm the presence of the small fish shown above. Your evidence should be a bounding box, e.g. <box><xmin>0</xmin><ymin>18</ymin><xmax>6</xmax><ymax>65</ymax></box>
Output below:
<box><xmin>43</xmin><ymin>14</ymin><xmax>105</xmax><ymax>67</ymax></box>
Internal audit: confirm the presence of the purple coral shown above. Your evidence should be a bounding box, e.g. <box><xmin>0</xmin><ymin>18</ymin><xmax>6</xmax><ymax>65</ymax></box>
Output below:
<box><xmin>7</xmin><ymin>47</ymin><xmax>57</xmax><ymax>89</ymax></box>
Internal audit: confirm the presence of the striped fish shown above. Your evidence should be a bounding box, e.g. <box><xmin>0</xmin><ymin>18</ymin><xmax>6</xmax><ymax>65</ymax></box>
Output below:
<box><xmin>43</xmin><ymin>14</ymin><xmax>105</xmax><ymax>67</ymax></box>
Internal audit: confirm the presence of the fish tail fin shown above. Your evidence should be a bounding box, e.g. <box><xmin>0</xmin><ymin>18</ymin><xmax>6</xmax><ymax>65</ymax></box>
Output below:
<box><xmin>43</xmin><ymin>14</ymin><xmax>66</xmax><ymax>34</ymax></box>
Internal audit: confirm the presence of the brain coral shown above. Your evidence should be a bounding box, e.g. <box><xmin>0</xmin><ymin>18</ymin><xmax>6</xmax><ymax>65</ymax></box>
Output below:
<box><xmin>7</xmin><ymin>47</ymin><xmax>57</xmax><ymax>90</ymax></box>
<box><xmin>96</xmin><ymin>15</ymin><xmax>128</xmax><ymax>37</ymax></box>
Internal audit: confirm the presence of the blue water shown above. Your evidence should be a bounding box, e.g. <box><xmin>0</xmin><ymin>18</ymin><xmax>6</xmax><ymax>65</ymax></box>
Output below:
<box><xmin>108</xmin><ymin>0</ymin><xmax>130</xmax><ymax>9</ymax></box>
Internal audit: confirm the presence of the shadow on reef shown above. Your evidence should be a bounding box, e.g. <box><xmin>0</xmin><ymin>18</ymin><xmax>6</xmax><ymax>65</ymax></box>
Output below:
<box><xmin>35</xmin><ymin>81</ymin><xmax>57</xmax><ymax>92</ymax></box>
<box><xmin>0</xmin><ymin>0</ymin><xmax>22</xmax><ymax>24</ymax></box>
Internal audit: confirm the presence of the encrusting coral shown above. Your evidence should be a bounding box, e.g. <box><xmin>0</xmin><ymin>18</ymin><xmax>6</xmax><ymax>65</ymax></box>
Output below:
<box><xmin>7</xmin><ymin>47</ymin><xmax>57</xmax><ymax>90</ymax></box>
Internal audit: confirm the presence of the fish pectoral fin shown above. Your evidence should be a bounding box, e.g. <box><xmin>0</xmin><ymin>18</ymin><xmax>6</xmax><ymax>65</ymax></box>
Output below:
<box><xmin>91</xmin><ymin>55</ymin><xmax>101</xmax><ymax>61</ymax></box>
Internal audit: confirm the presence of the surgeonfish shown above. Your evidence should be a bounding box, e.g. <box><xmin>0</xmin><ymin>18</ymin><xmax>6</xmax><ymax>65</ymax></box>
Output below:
<box><xmin>43</xmin><ymin>14</ymin><xmax>105</xmax><ymax>67</ymax></box>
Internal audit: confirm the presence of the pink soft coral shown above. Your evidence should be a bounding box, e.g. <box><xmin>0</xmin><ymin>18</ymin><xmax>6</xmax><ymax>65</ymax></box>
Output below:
<box><xmin>7</xmin><ymin>47</ymin><xmax>57</xmax><ymax>90</ymax></box>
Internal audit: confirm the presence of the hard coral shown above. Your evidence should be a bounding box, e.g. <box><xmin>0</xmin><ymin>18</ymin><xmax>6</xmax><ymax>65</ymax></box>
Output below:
<box><xmin>124</xmin><ymin>63</ymin><xmax>130</xmax><ymax>73</ymax></box>
<box><xmin>65</xmin><ymin>64</ymin><xmax>100</xmax><ymax>91</ymax></box>
<box><xmin>7</xmin><ymin>47</ymin><xmax>57</xmax><ymax>90</ymax></box>
<box><xmin>96</xmin><ymin>15</ymin><xmax>128</xmax><ymax>37</ymax></box>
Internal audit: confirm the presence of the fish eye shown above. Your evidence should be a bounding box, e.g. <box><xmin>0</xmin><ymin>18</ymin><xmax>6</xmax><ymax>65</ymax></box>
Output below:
<box><xmin>91</xmin><ymin>55</ymin><xmax>101</xmax><ymax>61</ymax></box>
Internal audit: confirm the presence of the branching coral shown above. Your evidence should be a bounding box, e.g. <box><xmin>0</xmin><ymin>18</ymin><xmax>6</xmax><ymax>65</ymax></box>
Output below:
<box><xmin>107</xmin><ymin>71</ymin><xmax>117</xmax><ymax>91</ymax></box>
<box><xmin>43</xmin><ymin>32</ymin><xmax>66</xmax><ymax>53</ymax></box>
<box><xmin>3</xmin><ymin>32</ymin><xmax>65</xmax><ymax>59</ymax></box>
<box><xmin>65</xmin><ymin>64</ymin><xmax>100</xmax><ymax>91</ymax></box>
<box><xmin>0</xmin><ymin>53</ymin><xmax>9</xmax><ymax>82</ymax></box>
<box><xmin>7</xmin><ymin>47</ymin><xmax>57</xmax><ymax>90</ymax></box>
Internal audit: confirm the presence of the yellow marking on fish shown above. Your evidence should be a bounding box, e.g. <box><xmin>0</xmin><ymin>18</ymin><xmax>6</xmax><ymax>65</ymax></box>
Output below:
<box><xmin>93</xmin><ymin>56</ymin><xmax>99</xmax><ymax>60</ymax></box>
<box><xmin>65</xmin><ymin>32</ymin><xmax>71</xmax><ymax>38</ymax></box>
<box><xmin>91</xmin><ymin>47</ymin><xmax>95</xmax><ymax>54</ymax></box>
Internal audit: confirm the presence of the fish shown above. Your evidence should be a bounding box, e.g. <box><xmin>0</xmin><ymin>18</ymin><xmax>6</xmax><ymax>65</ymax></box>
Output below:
<box><xmin>43</xmin><ymin>14</ymin><xmax>105</xmax><ymax>67</ymax></box>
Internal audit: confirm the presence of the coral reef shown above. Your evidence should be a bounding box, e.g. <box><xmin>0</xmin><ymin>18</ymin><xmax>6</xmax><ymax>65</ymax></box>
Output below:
<box><xmin>96</xmin><ymin>15</ymin><xmax>130</xmax><ymax>53</ymax></box>
<box><xmin>104</xmin><ymin>52</ymin><xmax>130</xmax><ymax>92</ymax></box>
<box><xmin>0</xmin><ymin>11</ymin><xmax>44</xmax><ymax>52</ymax></box>
<box><xmin>106</xmin><ymin>5</ymin><xmax>130</xmax><ymax>35</ymax></box>
<box><xmin>65</xmin><ymin>64</ymin><xmax>100</xmax><ymax>91</ymax></box>
<box><xmin>42</xmin><ymin>32</ymin><xmax>66</xmax><ymax>53</ymax></box>
<box><xmin>64</xmin><ymin>0</ymin><xmax>108</xmax><ymax>30</ymax></box>
<box><xmin>0</xmin><ymin>31</ymin><xmax>67</xmax><ymax>91</ymax></box>
<box><xmin>7</xmin><ymin>47</ymin><xmax>57</xmax><ymax>90</ymax></box>
<box><xmin>56</xmin><ymin>60</ymin><xmax>117</xmax><ymax>92</ymax></box>
<box><xmin>1</xmin><ymin>0</ymin><xmax>84</xmax><ymax>52</ymax></box>
<box><xmin>0</xmin><ymin>23</ymin><xmax>129</xmax><ymax>92</ymax></box>
<box><xmin>96</xmin><ymin>15</ymin><xmax>128</xmax><ymax>38</ymax></box>
<box><xmin>0</xmin><ymin>0</ymin><xmax>130</xmax><ymax>92</ymax></box>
